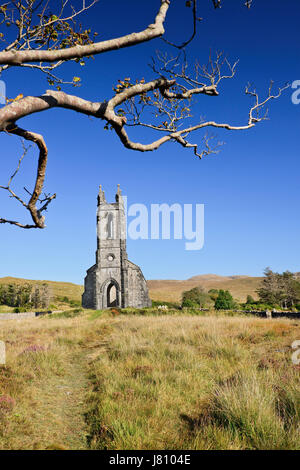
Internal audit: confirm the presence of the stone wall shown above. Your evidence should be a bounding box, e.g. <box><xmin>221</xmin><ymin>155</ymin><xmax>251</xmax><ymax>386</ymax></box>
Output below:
<box><xmin>0</xmin><ymin>312</ymin><xmax>36</xmax><ymax>320</ymax></box>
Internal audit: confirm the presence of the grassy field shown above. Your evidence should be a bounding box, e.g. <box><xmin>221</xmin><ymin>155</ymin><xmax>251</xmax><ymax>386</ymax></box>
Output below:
<box><xmin>0</xmin><ymin>274</ymin><xmax>262</xmax><ymax>304</ymax></box>
<box><xmin>0</xmin><ymin>309</ymin><xmax>299</xmax><ymax>450</ymax></box>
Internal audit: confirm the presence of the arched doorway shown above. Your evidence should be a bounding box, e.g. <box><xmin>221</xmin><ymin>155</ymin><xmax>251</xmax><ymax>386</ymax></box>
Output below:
<box><xmin>101</xmin><ymin>279</ymin><xmax>120</xmax><ymax>308</ymax></box>
<box><xmin>107</xmin><ymin>282</ymin><xmax>118</xmax><ymax>307</ymax></box>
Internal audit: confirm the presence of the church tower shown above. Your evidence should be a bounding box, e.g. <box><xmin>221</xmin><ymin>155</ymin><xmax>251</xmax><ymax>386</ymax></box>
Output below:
<box><xmin>82</xmin><ymin>185</ymin><xmax>151</xmax><ymax>310</ymax></box>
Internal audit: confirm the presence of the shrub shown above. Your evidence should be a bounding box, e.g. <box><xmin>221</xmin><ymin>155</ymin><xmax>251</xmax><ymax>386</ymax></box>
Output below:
<box><xmin>246</xmin><ymin>295</ymin><xmax>255</xmax><ymax>304</ymax></box>
<box><xmin>182</xmin><ymin>298</ymin><xmax>198</xmax><ymax>308</ymax></box>
<box><xmin>240</xmin><ymin>302</ymin><xmax>278</xmax><ymax>311</ymax></box>
<box><xmin>208</xmin><ymin>289</ymin><xmax>219</xmax><ymax>301</ymax></box>
<box><xmin>182</xmin><ymin>287</ymin><xmax>210</xmax><ymax>308</ymax></box>
<box><xmin>13</xmin><ymin>306</ymin><xmax>30</xmax><ymax>313</ymax></box>
<box><xmin>215</xmin><ymin>290</ymin><xmax>237</xmax><ymax>310</ymax></box>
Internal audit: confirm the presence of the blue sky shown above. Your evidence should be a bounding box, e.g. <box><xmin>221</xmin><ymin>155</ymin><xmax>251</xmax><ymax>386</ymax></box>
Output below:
<box><xmin>0</xmin><ymin>0</ymin><xmax>299</xmax><ymax>283</ymax></box>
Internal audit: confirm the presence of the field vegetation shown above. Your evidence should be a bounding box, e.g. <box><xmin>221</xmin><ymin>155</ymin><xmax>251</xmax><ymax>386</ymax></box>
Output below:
<box><xmin>0</xmin><ymin>309</ymin><xmax>299</xmax><ymax>450</ymax></box>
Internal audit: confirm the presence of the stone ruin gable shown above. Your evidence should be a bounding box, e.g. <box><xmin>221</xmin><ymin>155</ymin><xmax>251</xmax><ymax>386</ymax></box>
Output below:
<box><xmin>127</xmin><ymin>260</ymin><xmax>152</xmax><ymax>308</ymax></box>
<box><xmin>82</xmin><ymin>264</ymin><xmax>97</xmax><ymax>309</ymax></box>
<box><xmin>82</xmin><ymin>185</ymin><xmax>151</xmax><ymax>310</ymax></box>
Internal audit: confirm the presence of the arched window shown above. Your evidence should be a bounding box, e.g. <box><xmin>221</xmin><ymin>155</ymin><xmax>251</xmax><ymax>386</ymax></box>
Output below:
<box><xmin>107</xmin><ymin>212</ymin><xmax>113</xmax><ymax>239</ymax></box>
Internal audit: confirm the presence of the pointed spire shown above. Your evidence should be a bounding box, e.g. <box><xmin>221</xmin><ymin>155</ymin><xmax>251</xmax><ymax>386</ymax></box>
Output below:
<box><xmin>98</xmin><ymin>184</ymin><xmax>106</xmax><ymax>205</ymax></box>
<box><xmin>115</xmin><ymin>183</ymin><xmax>123</xmax><ymax>203</ymax></box>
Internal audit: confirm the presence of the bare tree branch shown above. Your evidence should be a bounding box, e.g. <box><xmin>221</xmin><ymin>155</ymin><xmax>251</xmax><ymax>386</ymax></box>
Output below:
<box><xmin>162</xmin><ymin>0</ymin><xmax>253</xmax><ymax>50</ymax></box>
<box><xmin>0</xmin><ymin>0</ymin><xmax>170</xmax><ymax>66</ymax></box>
<box><xmin>162</xmin><ymin>0</ymin><xmax>199</xmax><ymax>49</ymax></box>
<box><xmin>0</xmin><ymin>0</ymin><xmax>285</xmax><ymax>231</ymax></box>
<box><xmin>172</xmin><ymin>132</ymin><xmax>224</xmax><ymax>158</ymax></box>
<box><xmin>0</xmin><ymin>139</ymin><xmax>30</xmax><ymax>209</ymax></box>
<box><xmin>0</xmin><ymin>124</ymin><xmax>56</xmax><ymax>229</ymax></box>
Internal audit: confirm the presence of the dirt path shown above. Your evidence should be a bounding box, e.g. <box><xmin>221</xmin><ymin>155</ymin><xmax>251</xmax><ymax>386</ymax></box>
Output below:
<box><xmin>27</xmin><ymin>350</ymin><xmax>90</xmax><ymax>450</ymax></box>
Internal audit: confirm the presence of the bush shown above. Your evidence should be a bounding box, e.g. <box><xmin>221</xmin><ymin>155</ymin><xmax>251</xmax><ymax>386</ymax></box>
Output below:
<box><xmin>246</xmin><ymin>295</ymin><xmax>255</xmax><ymax>305</ymax></box>
<box><xmin>208</xmin><ymin>289</ymin><xmax>219</xmax><ymax>301</ymax></box>
<box><xmin>181</xmin><ymin>298</ymin><xmax>198</xmax><ymax>308</ymax></box>
<box><xmin>240</xmin><ymin>302</ymin><xmax>278</xmax><ymax>311</ymax></box>
<box><xmin>215</xmin><ymin>290</ymin><xmax>237</xmax><ymax>310</ymax></box>
<box><xmin>13</xmin><ymin>306</ymin><xmax>29</xmax><ymax>313</ymax></box>
<box><xmin>182</xmin><ymin>287</ymin><xmax>210</xmax><ymax>308</ymax></box>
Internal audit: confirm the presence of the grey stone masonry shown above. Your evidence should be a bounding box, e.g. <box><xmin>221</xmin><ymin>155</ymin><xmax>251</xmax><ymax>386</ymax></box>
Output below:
<box><xmin>82</xmin><ymin>185</ymin><xmax>152</xmax><ymax>310</ymax></box>
<box><xmin>0</xmin><ymin>312</ymin><xmax>36</xmax><ymax>320</ymax></box>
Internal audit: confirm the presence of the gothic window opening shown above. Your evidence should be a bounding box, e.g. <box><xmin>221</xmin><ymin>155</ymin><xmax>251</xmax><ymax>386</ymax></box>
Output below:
<box><xmin>107</xmin><ymin>212</ymin><xmax>113</xmax><ymax>239</ymax></box>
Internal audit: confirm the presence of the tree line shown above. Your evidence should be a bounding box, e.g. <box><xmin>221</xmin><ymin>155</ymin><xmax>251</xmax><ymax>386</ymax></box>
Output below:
<box><xmin>182</xmin><ymin>286</ymin><xmax>237</xmax><ymax>310</ymax></box>
<box><xmin>257</xmin><ymin>268</ymin><xmax>300</xmax><ymax>309</ymax></box>
<box><xmin>0</xmin><ymin>283</ymin><xmax>52</xmax><ymax>310</ymax></box>
<box><xmin>181</xmin><ymin>268</ymin><xmax>300</xmax><ymax>311</ymax></box>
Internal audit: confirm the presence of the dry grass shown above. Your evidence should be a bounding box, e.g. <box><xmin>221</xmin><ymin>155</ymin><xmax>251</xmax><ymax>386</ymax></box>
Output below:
<box><xmin>148</xmin><ymin>275</ymin><xmax>263</xmax><ymax>302</ymax></box>
<box><xmin>86</xmin><ymin>315</ymin><xmax>300</xmax><ymax>450</ymax></box>
<box><xmin>0</xmin><ymin>311</ymin><xmax>299</xmax><ymax>450</ymax></box>
<box><xmin>0</xmin><ymin>314</ymin><xmax>109</xmax><ymax>449</ymax></box>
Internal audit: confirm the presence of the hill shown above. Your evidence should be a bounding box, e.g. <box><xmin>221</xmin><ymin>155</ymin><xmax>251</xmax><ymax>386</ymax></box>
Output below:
<box><xmin>0</xmin><ymin>277</ymin><xmax>84</xmax><ymax>302</ymax></box>
<box><xmin>147</xmin><ymin>274</ymin><xmax>263</xmax><ymax>302</ymax></box>
<box><xmin>0</xmin><ymin>274</ymin><xmax>263</xmax><ymax>304</ymax></box>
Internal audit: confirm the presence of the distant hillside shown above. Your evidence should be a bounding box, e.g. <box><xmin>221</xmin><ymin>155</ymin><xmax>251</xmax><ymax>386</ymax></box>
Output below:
<box><xmin>187</xmin><ymin>274</ymin><xmax>250</xmax><ymax>282</ymax></box>
<box><xmin>148</xmin><ymin>275</ymin><xmax>263</xmax><ymax>303</ymax></box>
<box><xmin>0</xmin><ymin>274</ymin><xmax>263</xmax><ymax>304</ymax></box>
<box><xmin>0</xmin><ymin>277</ymin><xmax>84</xmax><ymax>302</ymax></box>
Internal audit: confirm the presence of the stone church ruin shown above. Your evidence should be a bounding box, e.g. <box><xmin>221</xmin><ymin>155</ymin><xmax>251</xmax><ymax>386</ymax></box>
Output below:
<box><xmin>82</xmin><ymin>185</ymin><xmax>151</xmax><ymax>310</ymax></box>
